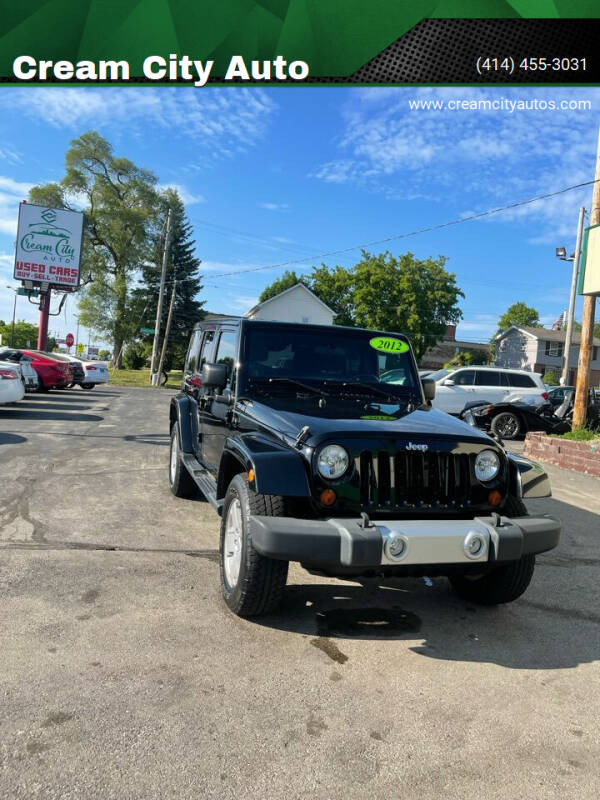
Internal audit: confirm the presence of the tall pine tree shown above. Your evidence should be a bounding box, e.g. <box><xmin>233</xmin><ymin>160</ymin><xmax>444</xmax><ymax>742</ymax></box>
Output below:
<box><xmin>134</xmin><ymin>189</ymin><xmax>204</xmax><ymax>370</ymax></box>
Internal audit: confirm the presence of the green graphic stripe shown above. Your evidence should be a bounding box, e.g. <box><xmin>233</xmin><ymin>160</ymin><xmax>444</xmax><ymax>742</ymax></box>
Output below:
<box><xmin>0</xmin><ymin>0</ymin><xmax>597</xmax><ymax>78</ymax></box>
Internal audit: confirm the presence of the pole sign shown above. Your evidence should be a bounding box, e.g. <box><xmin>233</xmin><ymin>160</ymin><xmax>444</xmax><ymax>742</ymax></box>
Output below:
<box><xmin>65</xmin><ymin>333</ymin><xmax>74</xmax><ymax>347</ymax></box>
<box><xmin>76</xmin><ymin>343</ymin><xmax>84</xmax><ymax>354</ymax></box>
<box><xmin>14</xmin><ymin>203</ymin><xmax>84</xmax><ymax>290</ymax></box>
<box><xmin>578</xmin><ymin>223</ymin><xmax>600</xmax><ymax>296</ymax></box>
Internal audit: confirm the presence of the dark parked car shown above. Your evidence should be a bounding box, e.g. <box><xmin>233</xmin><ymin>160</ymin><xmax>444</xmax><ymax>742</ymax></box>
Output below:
<box><xmin>169</xmin><ymin>318</ymin><xmax>560</xmax><ymax>617</ymax></box>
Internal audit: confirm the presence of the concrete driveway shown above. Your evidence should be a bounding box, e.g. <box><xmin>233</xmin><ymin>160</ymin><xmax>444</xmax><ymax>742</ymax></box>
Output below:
<box><xmin>1</xmin><ymin>387</ymin><xmax>599</xmax><ymax>799</ymax></box>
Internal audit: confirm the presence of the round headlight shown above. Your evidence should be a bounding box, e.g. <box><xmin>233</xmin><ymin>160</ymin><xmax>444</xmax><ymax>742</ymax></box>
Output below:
<box><xmin>317</xmin><ymin>444</ymin><xmax>350</xmax><ymax>480</ymax></box>
<box><xmin>474</xmin><ymin>449</ymin><xmax>500</xmax><ymax>482</ymax></box>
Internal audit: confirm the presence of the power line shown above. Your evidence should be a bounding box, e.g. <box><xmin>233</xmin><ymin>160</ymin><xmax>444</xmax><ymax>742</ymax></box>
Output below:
<box><xmin>168</xmin><ymin>177</ymin><xmax>598</xmax><ymax>286</ymax></box>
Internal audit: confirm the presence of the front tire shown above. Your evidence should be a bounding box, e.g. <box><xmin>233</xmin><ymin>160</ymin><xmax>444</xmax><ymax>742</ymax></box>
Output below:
<box><xmin>168</xmin><ymin>422</ymin><xmax>197</xmax><ymax>498</ymax></box>
<box><xmin>450</xmin><ymin>494</ymin><xmax>534</xmax><ymax>604</ymax></box>
<box><xmin>79</xmin><ymin>383</ymin><xmax>95</xmax><ymax>390</ymax></box>
<box><xmin>220</xmin><ymin>474</ymin><xmax>288</xmax><ymax>617</ymax></box>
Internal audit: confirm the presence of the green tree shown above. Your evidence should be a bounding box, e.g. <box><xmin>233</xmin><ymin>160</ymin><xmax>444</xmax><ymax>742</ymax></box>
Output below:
<box><xmin>98</xmin><ymin>349</ymin><xmax>111</xmax><ymax>360</ymax></box>
<box><xmin>0</xmin><ymin>319</ymin><xmax>56</xmax><ymax>350</ymax></box>
<box><xmin>445</xmin><ymin>348</ymin><xmax>490</xmax><ymax>368</ymax></box>
<box><xmin>131</xmin><ymin>189</ymin><xmax>205</xmax><ymax>370</ymax></box>
<box><xmin>258</xmin><ymin>270</ymin><xmax>308</xmax><ymax>303</ymax></box>
<box><xmin>542</xmin><ymin>368</ymin><xmax>559</xmax><ymax>385</ymax></box>
<box><xmin>29</xmin><ymin>131</ymin><xmax>160</xmax><ymax>367</ymax></box>
<box><xmin>572</xmin><ymin>320</ymin><xmax>600</xmax><ymax>339</ymax></box>
<box><xmin>498</xmin><ymin>302</ymin><xmax>540</xmax><ymax>332</ymax></box>
<box><xmin>310</xmin><ymin>264</ymin><xmax>355</xmax><ymax>326</ymax></box>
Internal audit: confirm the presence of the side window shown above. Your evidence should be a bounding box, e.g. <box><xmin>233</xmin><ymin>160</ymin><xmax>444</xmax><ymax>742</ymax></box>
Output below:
<box><xmin>474</xmin><ymin>370</ymin><xmax>501</xmax><ymax>386</ymax></box>
<box><xmin>453</xmin><ymin>370</ymin><xmax>475</xmax><ymax>386</ymax></box>
<box><xmin>508</xmin><ymin>373</ymin><xmax>536</xmax><ymax>388</ymax></box>
<box><xmin>214</xmin><ymin>330</ymin><xmax>237</xmax><ymax>384</ymax></box>
<box><xmin>199</xmin><ymin>331</ymin><xmax>215</xmax><ymax>371</ymax></box>
<box><xmin>185</xmin><ymin>330</ymin><xmax>202</xmax><ymax>373</ymax></box>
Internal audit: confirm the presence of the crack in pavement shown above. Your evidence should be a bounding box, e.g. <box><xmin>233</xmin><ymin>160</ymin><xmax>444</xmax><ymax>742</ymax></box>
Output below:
<box><xmin>0</xmin><ymin>540</ymin><xmax>219</xmax><ymax>559</ymax></box>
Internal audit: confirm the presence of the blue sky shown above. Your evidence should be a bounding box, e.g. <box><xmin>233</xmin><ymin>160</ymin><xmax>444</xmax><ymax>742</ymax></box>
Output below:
<box><xmin>0</xmin><ymin>86</ymin><xmax>598</xmax><ymax>348</ymax></box>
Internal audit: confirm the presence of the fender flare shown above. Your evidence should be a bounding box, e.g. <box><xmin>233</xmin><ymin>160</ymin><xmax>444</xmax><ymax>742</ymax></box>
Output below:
<box><xmin>217</xmin><ymin>434</ymin><xmax>311</xmax><ymax>500</ymax></box>
<box><xmin>507</xmin><ymin>452</ymin><xmax>552</xmax><ymax>499</ymax></box>
<box><xmin>169</xmin><ymin>394</ymin><xmax>198</xmax><ymax>454</ymax></box>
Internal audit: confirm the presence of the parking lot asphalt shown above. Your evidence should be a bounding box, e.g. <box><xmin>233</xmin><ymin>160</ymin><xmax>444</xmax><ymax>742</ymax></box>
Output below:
<box><xmin>1</xmin><ymin>386</ymin><xmax>599</xmax><ymax>800</ymax></box>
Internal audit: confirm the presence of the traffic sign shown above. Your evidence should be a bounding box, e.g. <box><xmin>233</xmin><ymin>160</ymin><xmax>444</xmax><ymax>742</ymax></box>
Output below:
<box><xmin>65</xmin><ymin>333</ymin><xmax>74</xmax><ymax>347</ymax></box>
<box><xmin>140</xmin><ymin>327</ymin><xmax>155</xmax><ymax>334</ymax></box>
<box><xmin>16</xmin><ymin>287</ymin><xmax>39</xmax><ymax>297</ymax></box>
<box><xmin>76</xmin><ymin>343</ymin><xmax>84</xmax><ymax>354</ymax></box>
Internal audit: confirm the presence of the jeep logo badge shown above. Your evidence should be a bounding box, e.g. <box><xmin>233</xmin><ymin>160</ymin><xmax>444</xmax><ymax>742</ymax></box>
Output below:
<box><xmin>406</xmin><ymin>442</ymin><xmax>428</xmax><ymax>452</ymax></box>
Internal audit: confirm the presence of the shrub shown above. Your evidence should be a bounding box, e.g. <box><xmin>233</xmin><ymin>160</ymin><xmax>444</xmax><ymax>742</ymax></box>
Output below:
<box><xmin>123</xmin><ymin>340</ymin><xmax>149</xmax><ymax>370</ymax></box>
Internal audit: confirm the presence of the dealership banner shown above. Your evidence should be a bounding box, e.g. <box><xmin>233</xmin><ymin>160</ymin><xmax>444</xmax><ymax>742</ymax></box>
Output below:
<box><xmin>14</xmin><ymin>203</ymin><xmax>84</xmax><ymax>290</ymax></box>
<box><xmin>1</xmin><ymin>1</ymin><xmax>600</xmax><ymax>85</ymax></box>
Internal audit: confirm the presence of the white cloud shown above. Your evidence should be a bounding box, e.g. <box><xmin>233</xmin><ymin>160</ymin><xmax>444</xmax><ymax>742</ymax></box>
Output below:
<box><xmin>231</xmin><ymin>294</ymin><xmax>259</xmax><ymax>310</ymax></box>
<box><xmin>4</xmin><ymin>88</ymin><xmax>277</xmax><ymax>163</ymax></box>
<box><xmin>159</xmin><ymin>182</ymin><xmax>205</xmax><ymax>205</ymax></box>
<box><xmin>259</xmin><ymin>201</ymin><xmax>290</xmax><ymax>212</ymax></box>
<box><xmin>312</xmin><ymin>87</ymin><xmax>600</xmax><ymax>242</ymax></box>
<box><xmin>0</xmin><ymin>146</ymin><xmax>22</xmax><ymax>165</ymax></box>
<box><xmin>0</xmin><ymin>176</ymin><xmax>34</xmax><ymax>236</ymax></box>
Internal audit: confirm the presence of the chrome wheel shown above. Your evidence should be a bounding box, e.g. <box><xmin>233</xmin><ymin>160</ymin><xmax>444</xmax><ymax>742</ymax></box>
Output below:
<box><xmin>169</xmin><ymin>430</ymin><xmax>178</xmax><ymax>485</ymax></box>
<box><xmin>223</xmin><ymin>498</ymin><xmax>243</xmax><ymax>589</ymax></box>
<box><xmin>492</xmin><ymin>412</ymin><xmax>520</xmax><ymax>439</ymax></box>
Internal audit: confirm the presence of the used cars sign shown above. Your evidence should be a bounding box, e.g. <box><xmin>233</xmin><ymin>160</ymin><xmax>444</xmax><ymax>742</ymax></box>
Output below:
<box><xmin>14</xmin><ymin>203</ymin><xmax>84</xmax><ymax>289</ymax></box>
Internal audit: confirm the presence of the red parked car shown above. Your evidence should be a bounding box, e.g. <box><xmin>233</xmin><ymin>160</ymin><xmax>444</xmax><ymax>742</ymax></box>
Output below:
<box><xmin>20</xmin><ymin>350</ymin><xmax>75</xmax><ymax>391</ymax></box>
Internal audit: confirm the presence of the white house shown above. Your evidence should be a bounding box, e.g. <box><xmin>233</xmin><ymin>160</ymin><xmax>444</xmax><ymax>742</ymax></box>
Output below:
<box><xmin>494</xmin><ymin>325</ymin><xmax>600</xmax><ymax>385</ymax></box>
<box><xmin>244</xmin><ymin>283</ymin><xmax>336</xmax><ymax>325</ymax></box>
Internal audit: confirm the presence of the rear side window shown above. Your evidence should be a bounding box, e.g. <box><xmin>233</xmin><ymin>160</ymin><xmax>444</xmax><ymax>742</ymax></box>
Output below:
<box><xmin>453</xmin><ymin>370</ymin><xmax>475</xmax><ymax>386</ymax></box>
<box><xmin>508</xmin><ymin>373</ymin><xmax>536</xmax><ymax>388</ymax></box>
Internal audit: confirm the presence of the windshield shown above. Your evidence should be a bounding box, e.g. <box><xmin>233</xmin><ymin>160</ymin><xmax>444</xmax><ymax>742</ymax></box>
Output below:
<box><xmin>242</xmin><ymin>325</ymin><xmax>419</xmax><ymax>400</ymax></box>
<box><xmin>427</xmin><ymin>368</ymin><xmax>454</xmax><ymax>382</ymax></box>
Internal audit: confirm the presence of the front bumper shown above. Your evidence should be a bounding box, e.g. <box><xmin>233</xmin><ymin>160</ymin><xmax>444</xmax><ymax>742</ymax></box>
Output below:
<box><xmin>249</xmin><ymin>513</ymin><xmax>561</xmax><ymax>569</ymax></box>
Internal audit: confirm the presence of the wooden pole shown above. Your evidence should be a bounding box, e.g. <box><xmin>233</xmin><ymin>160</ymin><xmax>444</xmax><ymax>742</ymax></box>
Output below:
<box><xmin>156</xmin><ymin>280</ymin><xmax>177</xmax><ymax>385</ymax></box>
<box><xmin>573</xmin><ymin>129</ymin><xmax>600</xmax><ymax>428</ymax></box>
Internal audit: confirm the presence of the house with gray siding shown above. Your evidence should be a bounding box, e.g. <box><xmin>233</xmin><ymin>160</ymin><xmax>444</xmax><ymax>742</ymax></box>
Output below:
<box><xmin>494</xmin><ymin>326</ymin><xmax>600</xmax><ymax>385</ymax></box>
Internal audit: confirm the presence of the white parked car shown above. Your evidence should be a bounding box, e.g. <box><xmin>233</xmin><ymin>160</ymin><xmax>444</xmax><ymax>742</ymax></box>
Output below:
<box><xmin>0</xmin><ymin>349</ymin><xmax>39</xmax><ymax>391</ymax></box>
<box><xmin>427</xmin><ymin>366</ymin><xmax>549</xmax><ymax>414</ymax></box>
<box><xmin>0</xmin><ymin>360</ymin><xmax>26</xmax><ymax>404</ymax></box>
<box><xmin>63</xmin><ymin>355</ymin><xmax>110</xmax><ymax>390</ymax></box>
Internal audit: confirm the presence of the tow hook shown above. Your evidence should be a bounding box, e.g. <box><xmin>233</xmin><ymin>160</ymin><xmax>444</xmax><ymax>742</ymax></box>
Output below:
<box><xmin>360</xmin><ymin>511</ymin><xmax>375</xmax><ymax>529</ymax></box>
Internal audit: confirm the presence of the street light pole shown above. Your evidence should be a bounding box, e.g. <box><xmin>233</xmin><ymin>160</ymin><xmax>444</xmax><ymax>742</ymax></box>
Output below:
<box><xmin>9</xmin><ymin>287</ymin><xmax>17</xmax><ymax>347</ymax></box>
<box><xmin>561</xmin><ymin>206</ymin><xmax>586</xmax><ymax>385</ymax></box>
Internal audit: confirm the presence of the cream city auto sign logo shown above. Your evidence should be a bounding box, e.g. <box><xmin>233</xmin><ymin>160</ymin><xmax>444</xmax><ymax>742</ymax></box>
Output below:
<box><xmin>20</xmin><ymin>208</ymin><xmax>76</xmax><ymax>261</ymax></box>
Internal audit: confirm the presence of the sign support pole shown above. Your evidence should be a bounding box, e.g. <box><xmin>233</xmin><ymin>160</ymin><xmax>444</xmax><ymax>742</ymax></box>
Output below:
<box><xmin>37</xmin><ymin>290</ymin><xmax>51</xmax><ymax>351</ymax></box>
<box><xmin>573</xmin><ymin>128</ymin><xmax>600</xmax><ymax>428</ymax></box>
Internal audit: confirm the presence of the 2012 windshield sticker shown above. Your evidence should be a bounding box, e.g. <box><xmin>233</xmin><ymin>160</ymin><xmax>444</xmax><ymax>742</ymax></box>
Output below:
<box><xmin>369</xmin><ymin>337</ymin><xmax>409</xmax><ymax>354</ymax></box>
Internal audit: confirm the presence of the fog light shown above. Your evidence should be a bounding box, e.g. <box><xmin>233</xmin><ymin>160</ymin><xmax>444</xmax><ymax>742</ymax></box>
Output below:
<box><xmin>488</xmin><ymin>490</ymin><xmax>502</xmax><ymax>506</ymax></box>
<box><xmin>463</xmin><ymin>531</ymin><xmax>486</xmax><ymax>559</ymax></box>
<box><xmin>385</xmin><ymin>535</ymin><xmax>408</xmax><ymax>561</ymax></box>
<box><xmin>320</xmin><ymin>489</ymin><xmax>337</xmax><ymax>506</ymax></box>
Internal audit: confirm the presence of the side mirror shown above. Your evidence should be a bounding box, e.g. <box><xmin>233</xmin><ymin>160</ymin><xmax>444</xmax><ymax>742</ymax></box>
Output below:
<box><xmin>442</xmin><ymin>378</ymin><xmax>455</xmax><ymax>386</ymax></box>
<box><xmin>201</xmin><ymin>362</ymin><xmax>228</xmax><ymax>390</ymax></box>
<box><xmin>422</xmin><ymin>378</ymin><xmax>436</xmax><ymax>401</ymax></box>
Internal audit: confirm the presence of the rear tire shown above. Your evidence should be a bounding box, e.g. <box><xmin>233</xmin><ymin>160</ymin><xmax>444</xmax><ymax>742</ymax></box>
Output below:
<box><xmin>491</xmin><ymin>411</ymin><xmax>521</xmax><ymax>439</ymax></box>
<box><xmin>168</xmin><ymin>422</ymin><xmax>197</xmax><ymax>498</ymax></box>
<box><xmin>220</xmin><ymin>473</ymin><xmax>288</xmax><ymax>617</ymax></box>
<box><xmin>79</xmin><ymin>383</ymin><xmax>95</xmax><ymax>390</ymax></box>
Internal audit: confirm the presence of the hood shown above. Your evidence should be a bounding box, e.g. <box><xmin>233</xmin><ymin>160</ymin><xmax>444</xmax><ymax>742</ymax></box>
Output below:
<box><xmin>242</xmin><ymin>399</ymin><xmax>496</xmax><ymax>447</ymax></box>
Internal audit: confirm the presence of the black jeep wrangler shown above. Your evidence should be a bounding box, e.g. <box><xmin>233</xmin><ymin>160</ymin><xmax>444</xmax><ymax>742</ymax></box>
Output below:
<box><xmin>169</xmin><ymin>317</ymin><xmax>560</xmax><ymax>617</ymax></box>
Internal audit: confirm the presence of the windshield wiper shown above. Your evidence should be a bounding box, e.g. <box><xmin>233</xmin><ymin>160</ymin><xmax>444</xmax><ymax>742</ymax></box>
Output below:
<box><xmin>249</xmin><ymin>376</ymin><xmax>330</xmax><ymax>398</ymax></box>
<box><xmin>324</xmin><ymin>380</ymin><xmax>398</xmax><ymax>402</ymax></box>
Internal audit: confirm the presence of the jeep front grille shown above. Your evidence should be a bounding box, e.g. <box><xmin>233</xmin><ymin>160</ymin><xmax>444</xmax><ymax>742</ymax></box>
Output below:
<box><xmin>357</xmin><ymin>450</ymin><xmax>472</xmax><ymax>510</ymax></box>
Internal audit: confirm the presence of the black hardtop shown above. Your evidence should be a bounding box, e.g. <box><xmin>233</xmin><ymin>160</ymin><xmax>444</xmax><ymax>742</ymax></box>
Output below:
<box><xmin>193</xmin><ymin>316</ymin><xmax>412</xmax><ymax>343</ymax></box>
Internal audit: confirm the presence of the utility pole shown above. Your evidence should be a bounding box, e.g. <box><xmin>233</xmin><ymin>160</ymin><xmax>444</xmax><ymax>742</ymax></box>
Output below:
<box><xmin>573</xmin><ymin>130</ymin><xmax>600</xmax><ymax>428</ymax></box>
<box><xmin>156</xmin><ymin>280</ymin><xmax>177</xmax><ymax>385</ymax></box>
<box><xmin>75</xmin><ymin>315</ymin><xmax>80</xmax><ymax>351</ymax></box>
<box><xmin>150</xmin><ymin>208</ymin><xmax>173</xmax><ymax>386</ymax></box>
<box><xmin>561</xmin><ymin>206</ymin><xmax>586</xmax><ymax>385</ymax></box>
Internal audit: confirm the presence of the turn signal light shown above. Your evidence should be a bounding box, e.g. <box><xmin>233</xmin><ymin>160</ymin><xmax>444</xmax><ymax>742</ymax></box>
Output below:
<box><xmin>488</xmin><ymin>490</ymin><xmax>502</xmax><ymax>507</ymax></box>
<box><xmin>320</xmin><ymin>489</ymin><xmax>337</xmax><ymax>506</ymax></box>
<box><xmin>247</xmin><ymin>469</ymin><xmax>255</xmax><ymax>483</ymax></box>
